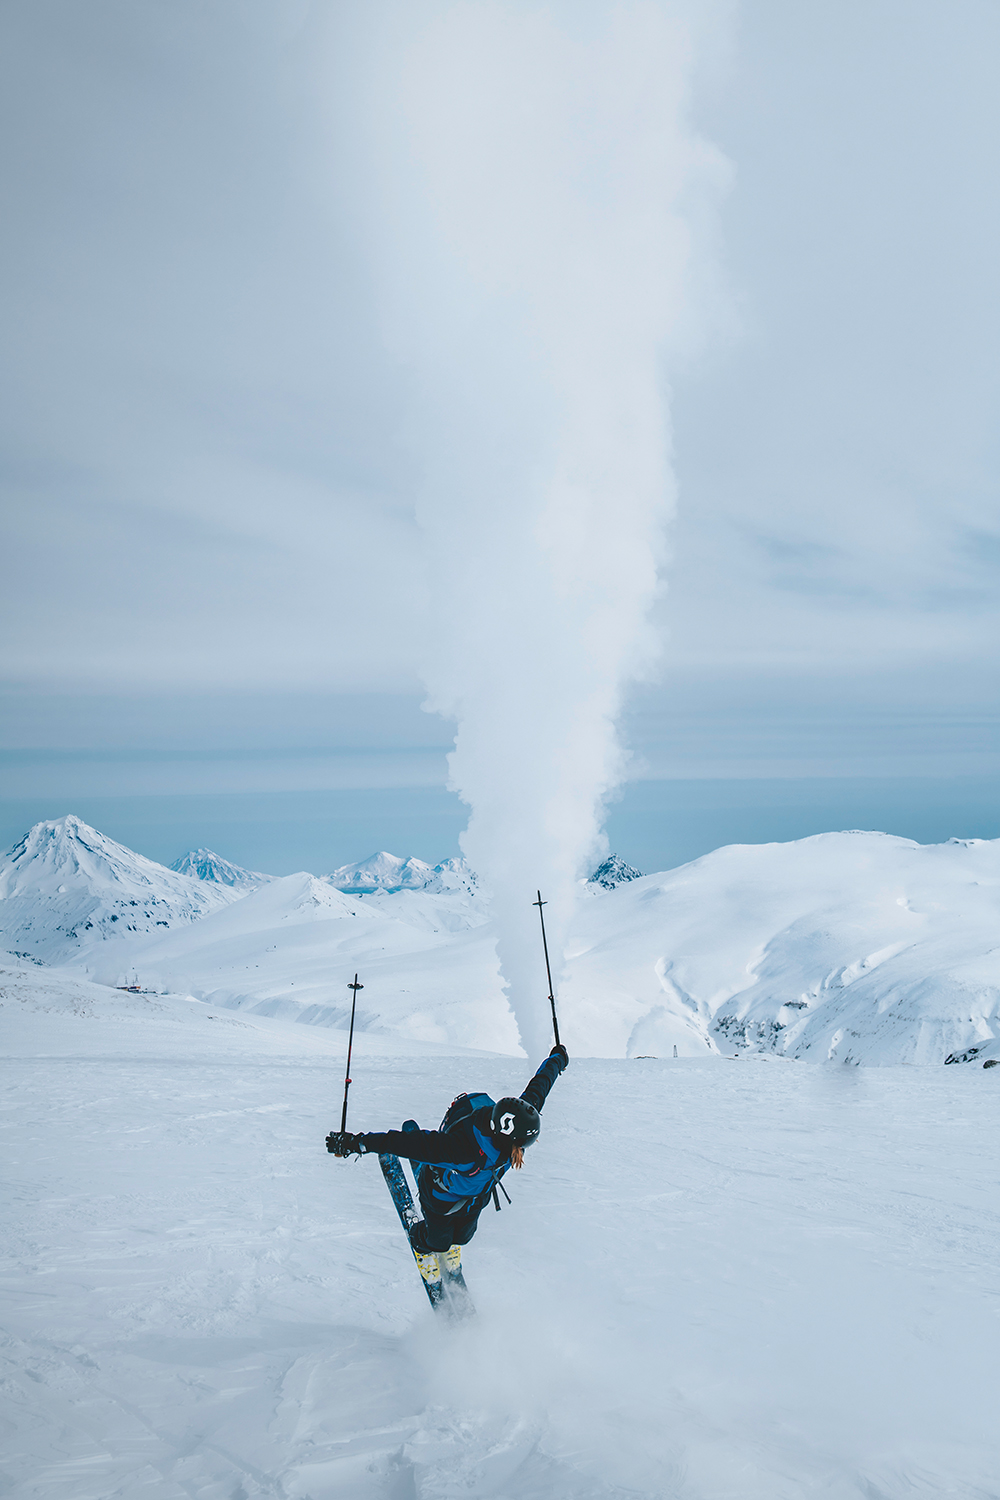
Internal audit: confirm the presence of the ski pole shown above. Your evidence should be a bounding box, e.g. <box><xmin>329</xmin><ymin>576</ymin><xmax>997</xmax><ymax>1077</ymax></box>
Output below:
<box><xmin>340</xmin><ymin>974</ymin><xmax>363</xmax><ymax>1132</ymax></box>
<box><xmin>532</xmin><ymin>891</ymin><xmax>561</xmax><ymax>1047</ymax></box>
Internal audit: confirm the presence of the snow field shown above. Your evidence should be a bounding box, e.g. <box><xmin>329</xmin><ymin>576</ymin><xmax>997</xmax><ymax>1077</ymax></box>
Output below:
<box><xmin>3</xmin><ymin>990</ymin><xmax>1000</xmax><ymax>1498</ymax></box>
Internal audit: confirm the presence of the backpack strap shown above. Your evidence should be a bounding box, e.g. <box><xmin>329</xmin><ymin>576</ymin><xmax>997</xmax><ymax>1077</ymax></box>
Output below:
<box><xmin>490</xmin><ymin>1177</ymin><xmax>512</xmax><ymax>1212</ymax></box>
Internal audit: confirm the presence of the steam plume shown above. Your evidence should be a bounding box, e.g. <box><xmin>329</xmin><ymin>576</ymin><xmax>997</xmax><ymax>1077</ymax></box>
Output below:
<box><xmin>363</xmin><ymin>2</ymin><xmax>729</xmax><ymax>1055</ymax></box>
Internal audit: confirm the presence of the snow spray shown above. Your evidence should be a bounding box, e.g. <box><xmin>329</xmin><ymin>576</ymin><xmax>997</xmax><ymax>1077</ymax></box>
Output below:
<box><xmin>362</xmin><ymin>1</ymin><xmax>730</xmax><ymax>1054</ymax></box>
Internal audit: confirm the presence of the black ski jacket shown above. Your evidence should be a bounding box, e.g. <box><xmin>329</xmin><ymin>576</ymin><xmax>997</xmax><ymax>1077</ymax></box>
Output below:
<box><xmin>357</xmin><ymin>1054</ymin><xmax>562</xmax><ymax>1210</ymax></box>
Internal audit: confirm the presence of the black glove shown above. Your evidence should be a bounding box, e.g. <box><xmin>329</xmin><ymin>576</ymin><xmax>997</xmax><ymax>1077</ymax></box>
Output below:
<box><xmin>550</xmin><ymin>1043</ymin><xmax>569</xmax><ymax>1072</ymax></box>
<box><xmin>326</xmin><ymin>1131</ymin><xmax>366</xmax><ymax>1157</ymax></box>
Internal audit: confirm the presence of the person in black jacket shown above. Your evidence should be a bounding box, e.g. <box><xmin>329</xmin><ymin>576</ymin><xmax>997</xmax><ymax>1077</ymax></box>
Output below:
<box><xmin>326</xmin><ymin>1044</ymin><xmax>568</xmax><ymax>1252</ymax></box>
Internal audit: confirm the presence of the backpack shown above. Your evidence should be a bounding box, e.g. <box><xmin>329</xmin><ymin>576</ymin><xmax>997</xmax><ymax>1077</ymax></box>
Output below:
<box><xmin>435</xmin><ymin>1090</ymin><xmax>513</xmax><ymax>1214</ymax></box>
<box><xmin>439</xmin><ymin>1091</ymin><xmax>495</xmax><ymax>1134</ymax></box>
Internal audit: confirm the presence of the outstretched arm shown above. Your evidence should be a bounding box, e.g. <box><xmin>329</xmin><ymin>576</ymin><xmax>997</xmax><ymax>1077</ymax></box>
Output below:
<box><xmin>327</xmin><ymin>1125</ymin><xmax>480</xmax><ymax>1164</ymax></box>
<box><xmin>360</xmin><ymin>1126</ymin><xmax>466</xmax><ymax>1162</ymax></box>
<box><xmin>520</xmin><ymin>1044</ymin><xmax>569</xmax><ymax>1112</ymax></box>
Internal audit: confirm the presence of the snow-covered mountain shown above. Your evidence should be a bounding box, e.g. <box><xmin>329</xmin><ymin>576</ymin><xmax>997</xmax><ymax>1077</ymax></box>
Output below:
<box><xmin>0</xmin><ymin>816</ymin><xmax>242</xmax><ymax>966</ymax></box>
<box><xmin>327</xmin><ymin>850</ymin><xmax>477</xmax><ymax>895</ymax></box>
<box><xmin>170</xmin><ymin>847</ymin><xmax>270</xmax><ymax>890</ymax></box>
<box><xmin>589</xmin><ymin>853</ymin><xmax>643</xmax><ymax>889</ymax></box>
<box><xmin>562</xmin><ymin>831</ymin><xmax>1000</xmax><ymax>1065</ymax></box>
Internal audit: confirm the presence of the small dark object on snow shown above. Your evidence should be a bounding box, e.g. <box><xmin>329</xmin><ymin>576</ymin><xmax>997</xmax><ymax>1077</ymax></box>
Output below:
<box><xmin>944</xmin><ymin>1045</ymin><xmax>983</xmax><ymax>1065</ymax></box>
<box><xmin>984</xmin><ymin>1059</ymin><xmax>999</xmax><ymax>1069</ymax></box>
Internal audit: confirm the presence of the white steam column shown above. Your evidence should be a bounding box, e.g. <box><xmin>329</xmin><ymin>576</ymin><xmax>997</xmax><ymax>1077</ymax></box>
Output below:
<box><xmin>364</xmin><ymin>1</ymin><xmax>729</xmax><ymax>1056</ymax></box>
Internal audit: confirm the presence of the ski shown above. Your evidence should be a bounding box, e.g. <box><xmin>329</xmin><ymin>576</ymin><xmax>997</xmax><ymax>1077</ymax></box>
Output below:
<box><xmin>378</xmin><ymin>1153</ymin><xmax>446</xmax><ymax>1311</ymax></box>
<box><xmin>378</xmin><ymin>1153</ymin><xmax>475</xmax><ymax>1319</ymax></box>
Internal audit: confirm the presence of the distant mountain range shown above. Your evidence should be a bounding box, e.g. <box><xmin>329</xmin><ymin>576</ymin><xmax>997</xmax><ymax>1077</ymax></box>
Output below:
<box><xmin>3</xmin><ymin>816</ymin><xmax>1000</xmax><ymax>1067</ymax></box>
<box><xmin>168</xmin><ymin>844</ymin><xmax>622</xmax><ymax>896</ymax></box>
<box><xmin>168</xmin><ymin>845</ymin><xmax>478</xmax><ymax>897</ymax></box>
<box><xmin>326</xmin><ymin>850</ymin><xmax>477</xmax><ymax>896</ymax></box>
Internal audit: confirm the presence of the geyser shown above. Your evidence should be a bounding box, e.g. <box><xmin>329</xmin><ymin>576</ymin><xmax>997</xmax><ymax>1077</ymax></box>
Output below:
<box><xmin>362</xmin><ymin>1</ymin><xmax>729</xmax><ymax>1055</ymax></box>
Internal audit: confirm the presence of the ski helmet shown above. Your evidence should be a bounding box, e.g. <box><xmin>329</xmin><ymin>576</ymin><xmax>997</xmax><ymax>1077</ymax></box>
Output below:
<box><xmin>490</xmin><ymin>1097</ymin><xmax>541</xmax><ymax>1148</ymax></box>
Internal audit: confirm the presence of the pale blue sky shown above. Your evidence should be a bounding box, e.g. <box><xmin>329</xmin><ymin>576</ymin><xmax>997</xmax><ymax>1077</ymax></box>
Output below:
<box><xmin>1</xmin><ymin>1</ymin><xmax>998</xmax><ymax>873</ymax></box>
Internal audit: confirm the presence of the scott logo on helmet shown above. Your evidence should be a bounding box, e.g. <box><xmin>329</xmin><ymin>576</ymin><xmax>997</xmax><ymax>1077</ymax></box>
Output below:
<box><xmin>499</xmin><ymin>1112</ymin><xmax>515</xmax><ymax>1135</ymax></box>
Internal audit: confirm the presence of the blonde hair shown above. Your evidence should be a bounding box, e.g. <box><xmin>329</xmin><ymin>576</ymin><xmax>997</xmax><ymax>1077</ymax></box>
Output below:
<box><xmin>510</xmin><ymin>1145</ymin><xmax>524</xmax><ymax>1170</ymax></box>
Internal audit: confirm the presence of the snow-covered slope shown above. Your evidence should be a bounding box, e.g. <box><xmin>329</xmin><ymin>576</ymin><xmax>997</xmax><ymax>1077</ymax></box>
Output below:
<box><xmin>4</xmin><ymin>959</ymin><xmax>999</xmax><ymax>1499</ymax></box>
<box><xmin>170</xmin><ymin>847</ymin><xmax>270</xmax><ymax>889</ymax></box>
<box><xmin>0</xmin><ymin>816</ymin><xmax>241</xmax><ymax>966</ymax></box>
<box><xmin>563</xmin><ymin>831</ymin><xmax>1000</xmax><ymax>1065</ymax></box>
<box><xmin>90</xmin><ymin>867</ymin><xmax>513</xmax><ymax>1052</ymax></box>
<box><xmin>0</xmin><ymin>955</ymin><xmax>486</xmax><ymax>1060</ymax></box>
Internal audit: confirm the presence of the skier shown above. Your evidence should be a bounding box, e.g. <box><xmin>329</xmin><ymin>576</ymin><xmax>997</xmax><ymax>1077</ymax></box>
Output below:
<box><xmin>326</xmin><ymin>1044</ymin><xmax>568</xmax><ymax>1252</ymax></box>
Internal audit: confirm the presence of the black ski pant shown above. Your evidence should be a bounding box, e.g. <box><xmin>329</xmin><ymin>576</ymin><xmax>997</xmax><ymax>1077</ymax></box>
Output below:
<box><xmin>410</xmin><ymin>1165</ymin><xmax>487</xmax><ymax>1252</ymax></box>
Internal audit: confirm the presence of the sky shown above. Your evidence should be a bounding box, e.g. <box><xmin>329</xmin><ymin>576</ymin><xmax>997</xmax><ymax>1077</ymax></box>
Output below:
<box><xmin>1</xmin><ymin>0</ymin><xmax>998</xmax><ymax>876</ymax></box>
